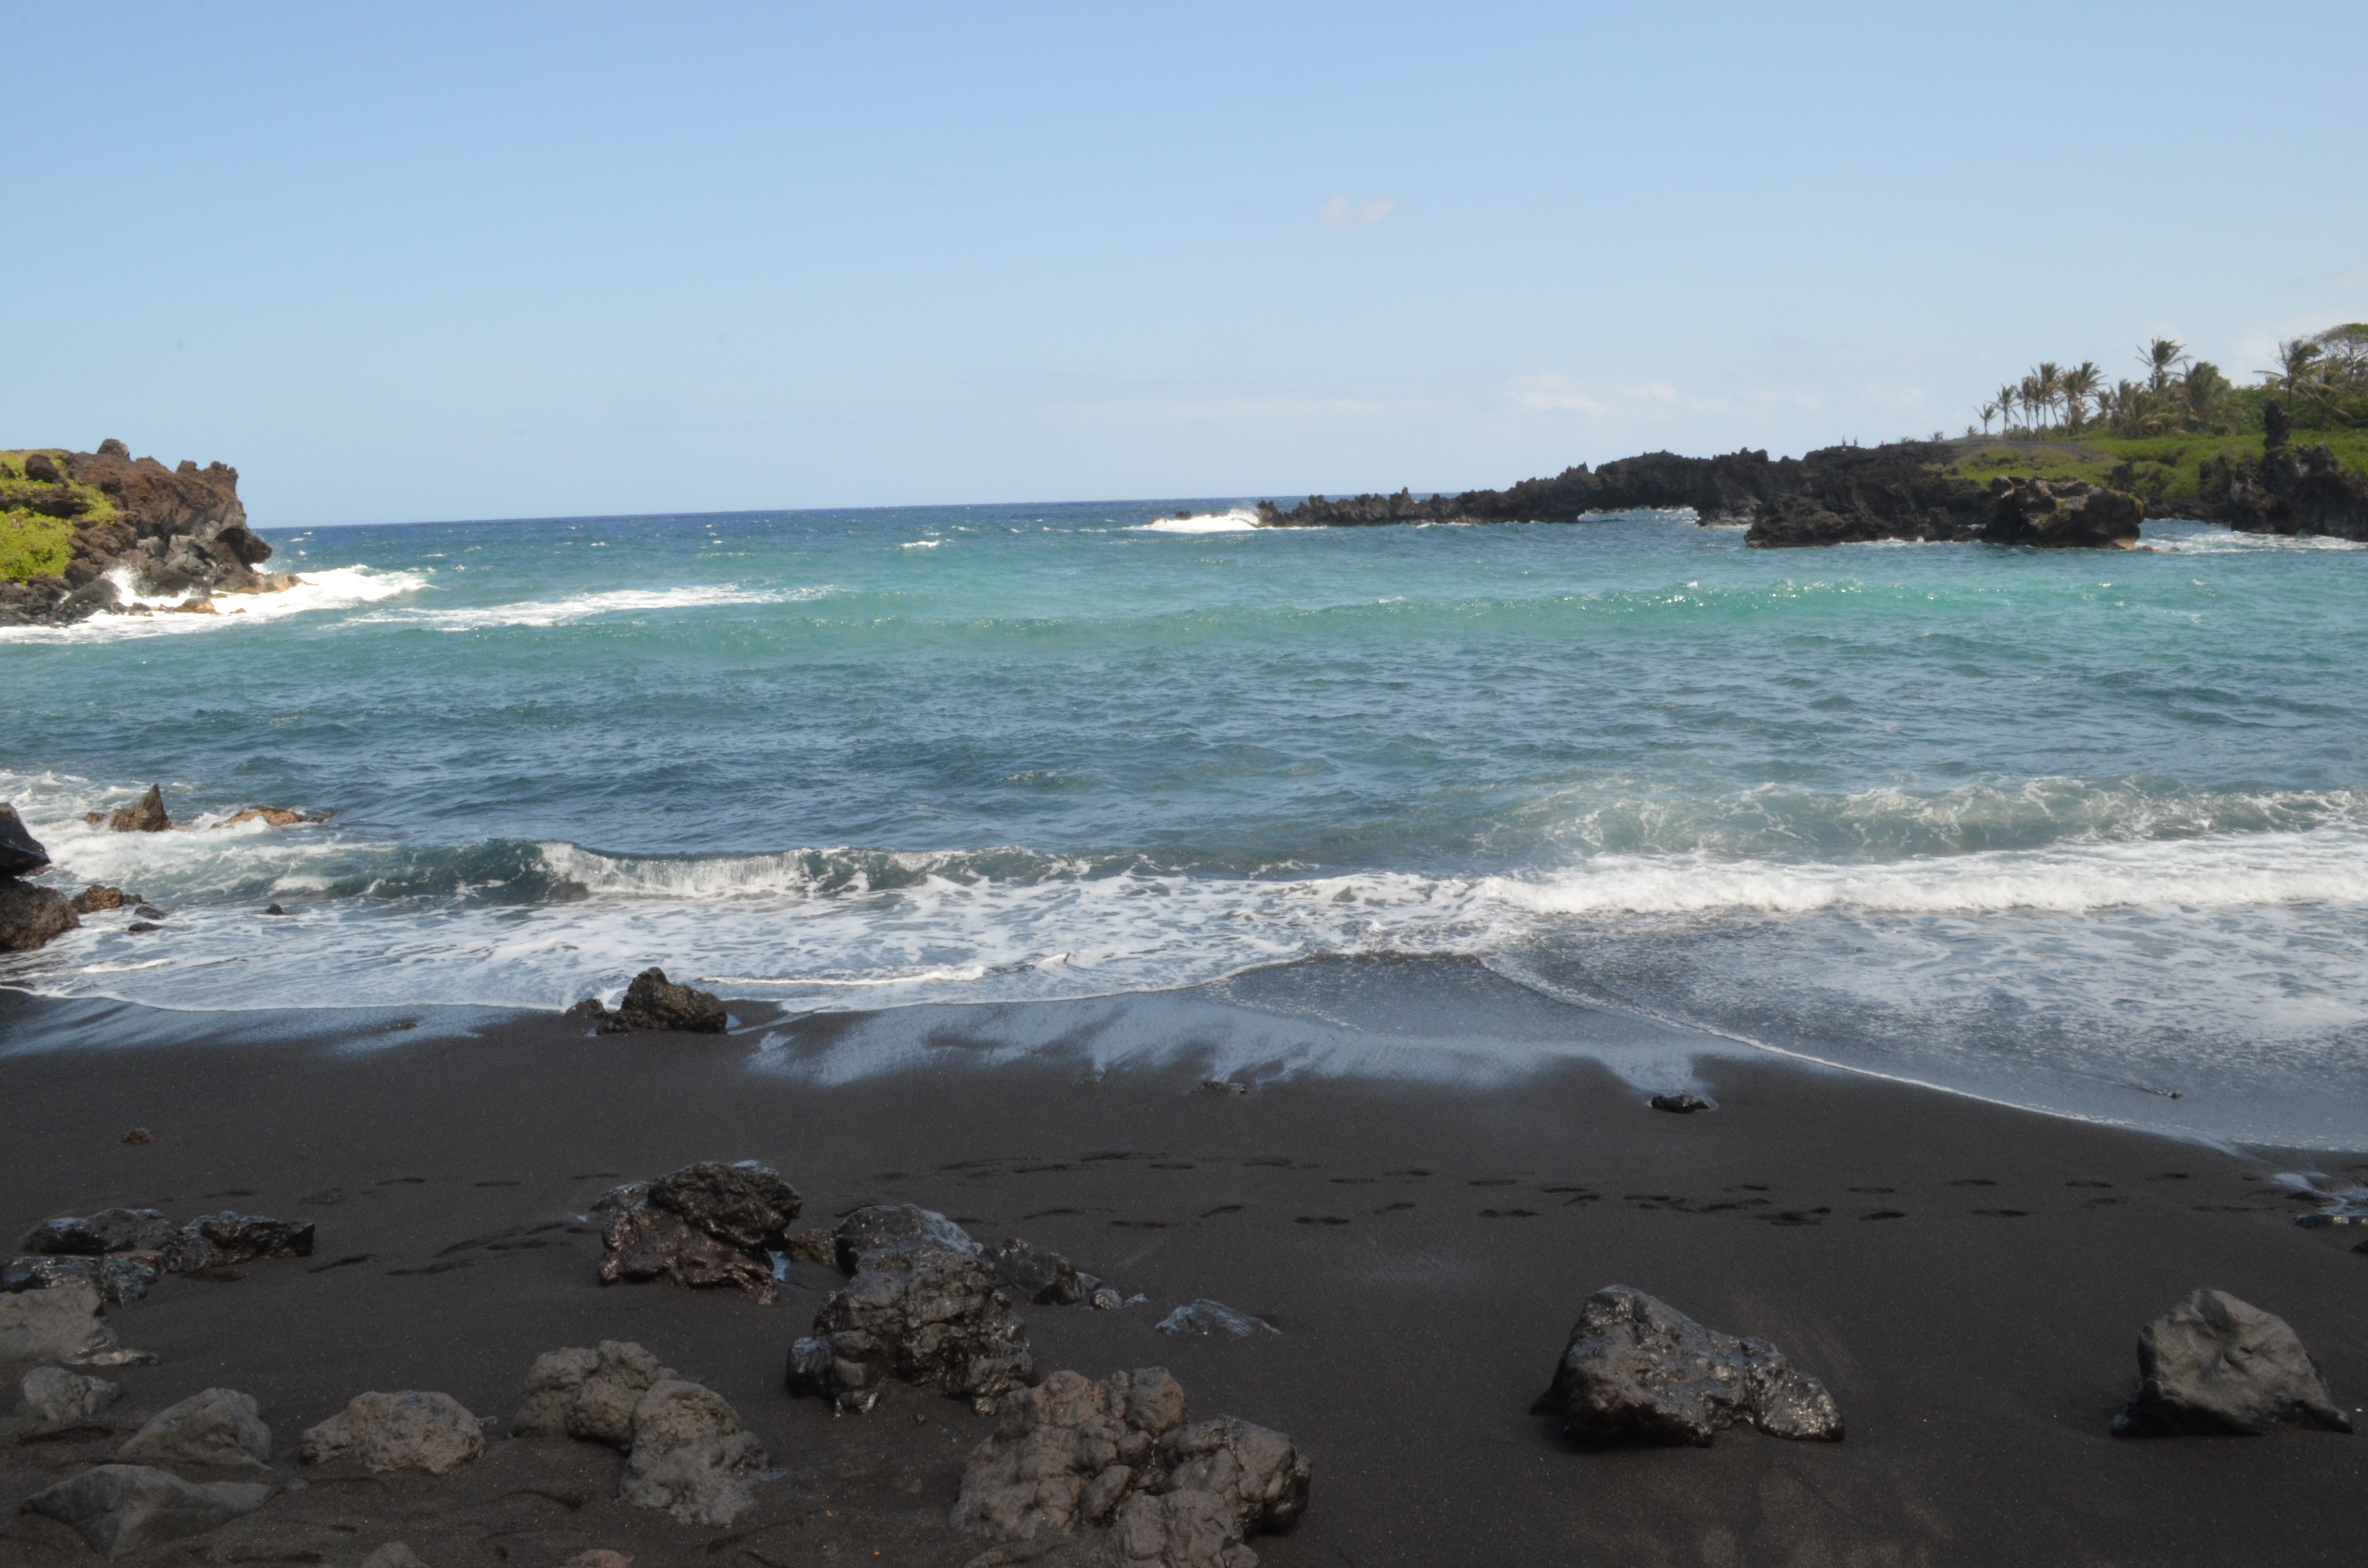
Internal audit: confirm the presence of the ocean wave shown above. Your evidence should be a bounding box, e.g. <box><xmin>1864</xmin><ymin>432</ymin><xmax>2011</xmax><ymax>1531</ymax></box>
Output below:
<box><xmin>0</xmin><ymin>566</ymin><xmax>424</xmax><ymax>644</ymax></box>
<box><xmin>1133</xmin><ymin>509</ymin><xmax>1262</xmax><ymax>533</ymax></box>
<box><xmin>358</xmin><ymin>582</ymin><xmax>839</xmax><ymax>630</ymax></box>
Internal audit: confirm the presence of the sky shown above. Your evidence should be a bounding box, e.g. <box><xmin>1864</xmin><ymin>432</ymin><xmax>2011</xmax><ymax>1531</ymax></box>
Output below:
<box><xmin>6</xmin><ymin>2</ymin><xmax>2366</xmax><ymax>526</ymax></box>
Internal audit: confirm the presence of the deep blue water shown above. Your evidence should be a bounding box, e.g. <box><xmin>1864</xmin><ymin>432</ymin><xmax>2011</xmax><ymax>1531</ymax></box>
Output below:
<box><xmin>5</xmin><ymin>502</ymin><xmax>2366</xmax><ymax>1144</ymax></box>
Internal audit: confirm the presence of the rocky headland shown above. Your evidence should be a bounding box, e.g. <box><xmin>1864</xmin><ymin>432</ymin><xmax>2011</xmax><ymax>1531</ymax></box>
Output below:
<box><xmin>0</xmin><ymin>441</ymin><xmax>296</xmax><ymax>627</ymax></box>
<box><xmin>1252</xmin><ymin>404</ymin><xmax>2368</xmax><ymax>548</ymax></box>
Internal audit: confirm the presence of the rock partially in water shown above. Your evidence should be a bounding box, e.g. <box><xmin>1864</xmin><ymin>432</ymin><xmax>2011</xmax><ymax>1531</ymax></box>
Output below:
<box><xmin>1156</xmin><ymin>1301</ymin><xmax>1278</xmax><ymax>1339</ymax></box>
<box><xmin>515</xmin><ymin>1340</ymin><xmax>678</xmax><ymax>1447</ymax></box>
<box><xmin>118</xmin><ymin>1386</ymin><xmax>273</xmax><ymax>1470</ymax></box>
<box><xmin>14</xmin><ymin>1366</ymin><xmax>123</xmax><ymax>1433</ymax></box>
<box><xmin>594</xmin><ymin>1161</ymin><xmax>800</xmax><ymax>1302</ymax></box>
<box><xmin>617</xmin><ymin>1378</ymin><xmax>768</xmax><ymax>1526</ymax></box>
<box><xmin>989</xmin><ymin>1237</ymin><xmax>1089</xmax><ymax>1305</ymax></box>
<box><xmin>22</xmin><ymin>1463</ymin><xmax>273</xmax><ymax>1561</ymax></box>
<box><xmin>1541</xmin><ymin>1284</ymin><xmax>1843</xmax><ymax>1446</ymax></box>
<box><xmin>1985</xmin><ymin>476</ymin><xmax>2145</xmax><ymax>550</ymax></box>
<box><xmin>0</xmin><ymin>803</ymin><xmax>50</xmax><ymax>877</ymax></box>
<box><xmin>106</xmin><ymin>784</ymin><xmax>173</xmax><ymax>833</ymax></box>
<box><xmin>1649</xmin><ymin>1092</ymin><xmax>1712</xmax><ymax>1114</ymax></box>
<box><xmin>835</xmin><ymin>1203</ymin><xmax>980</xmax><ymax>1273</ymax></box>
<box><xmin>0</xmin><ymin>876</ymin><xmax>77</xmax><ymax>951</ymax></box>
<box><xmin>2111</xmin><ymin>1289</ymin><xmax>2353</xmax><ymax>1437</ymax></box>
<box><xmin>70</xmin><ymin>883</ymin><xmax>131</xmax><ymax>914</ymax></box>
<box><xmin>615</xmin><ymin>967</ymin><xmax>729</xmax><ymax>1032</ymax></box>
<box><xmin>300</xmin><ymin>1390</ymin><xmax>485</xmax><ymax>1475</ymax></box>
<box><xmin>789</xmin><ymin>1241</ymin><xmax>1032</xmax><ymax>1413</ymax></box>
<box><xmin>4</xmin><ymin>1253</ymin><xmax>160</xmax><ymax>1304</ymax></box>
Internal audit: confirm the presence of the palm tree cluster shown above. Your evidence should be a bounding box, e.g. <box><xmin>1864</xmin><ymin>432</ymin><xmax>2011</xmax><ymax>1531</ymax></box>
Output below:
<box><xmin>1972</xmin><ymin>326</ymin><xmax>2367</xmax><ymax>441</ymax></box>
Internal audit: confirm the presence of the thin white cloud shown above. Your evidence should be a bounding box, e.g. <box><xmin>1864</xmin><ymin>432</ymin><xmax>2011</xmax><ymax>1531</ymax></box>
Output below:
<box><xmin>1318</xmin><ymin>195</ymin><xmax>1399</xmax><ymax>229</ymax></box>
<box><xmin>1509</xmin><ymin>375</ymin><xmax>1808</xmax><ymax>420</ymax></box>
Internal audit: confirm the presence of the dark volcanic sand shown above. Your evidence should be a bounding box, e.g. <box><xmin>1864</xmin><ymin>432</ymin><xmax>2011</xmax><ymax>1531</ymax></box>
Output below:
<box><xmin>2</xmin><ymin>991</ymin><xmax>2363</xmax><ymax>1567</ymax></box>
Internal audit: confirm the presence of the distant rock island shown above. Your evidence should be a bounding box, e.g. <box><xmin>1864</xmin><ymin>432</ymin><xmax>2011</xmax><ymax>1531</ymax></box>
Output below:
<box><xmin>0</xmin><ymin>440</ymin><xmax>296</xmax><ymax>626</ymax></box>
<box><xmin>1253</xmin><ymin>402</ymin><xmax>2368</xmax><ymax>549</ymax></box>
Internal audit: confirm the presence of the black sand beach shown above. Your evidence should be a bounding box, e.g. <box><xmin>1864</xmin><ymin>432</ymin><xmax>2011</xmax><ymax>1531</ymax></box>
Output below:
<box><xmin>3</xmin><ymin>985</ymin><xmax>2363</xmax><ymax>1567</ymax></box>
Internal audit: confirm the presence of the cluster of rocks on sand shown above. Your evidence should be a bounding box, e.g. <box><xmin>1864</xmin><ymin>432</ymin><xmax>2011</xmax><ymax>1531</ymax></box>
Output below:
<box><xmin>0</xmin><ymin>791</ymin><xmax>324</xmax><ymax>953</ymax></box>
<box><xmin>8</xmin><ymin>1120</ymin><xmax>2354</xmax><ymax>1562</ymax></box>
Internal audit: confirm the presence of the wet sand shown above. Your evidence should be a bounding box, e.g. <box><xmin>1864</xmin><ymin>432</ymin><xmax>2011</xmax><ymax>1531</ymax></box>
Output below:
<box><xmin>2</xmin><ymin>990</ymin><xmax>2364</xmax><ymax>1566</ymax></box>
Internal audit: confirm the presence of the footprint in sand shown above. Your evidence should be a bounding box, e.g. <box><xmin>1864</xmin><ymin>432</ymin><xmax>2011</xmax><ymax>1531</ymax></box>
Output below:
<box><xmin>1859</xmin><ymin>1210</ymin><xmax>1906</xmax><ymax>1222</ymax></box>
<box><xmin>2145</xmin><ymin>1172</ymin><xmax>2192</xmax><ymax>1182</ymax></box>
<box><xmin>1468</xmin><ymin>1177</ymin><xmax>1518</xmax><ymax>1187</ymax></box>
<box><xmin>1024</xmin><ymin>1207</ymin><xmax>1088</xmax><ymax>1220</ymax></box>
<box><xmin>2066</xmin><ymin>1180</ymin><xmax>2113</xmax><ymax>1189</ymax></box>
<box><xmin>1478</xmin><ymin>1209</ymin><xmax>1539</xmax><ymax>1219</ymax></box>
<box><xmin>1109</xmin><ymin>1219</ymin><xmax>1170</xmax><ymax>1229</ymax></box>
<box><xmin>1373</xmin><ymin>1202</ymin><xmax>1416</xmax><ymax>1214</ymax></box>
<box><xmin>474</xmin><ymin>1180</ymin><xmax>521</xmax><ymax>1188</ymax></box>
<box><xmin>1948</xmin><ymin>1178</ymin><xmax>1997</xmax><ymax>1188</ymax></box>
<box><xmin>377</xmin><ymin>1176</ymin><xmax>428</xmax><ymax>1186</ymax></box>
<box><xmin>1385</xmin><ymin>1168</ymin><xmax>1431</xmax><ymax>1177</ymax></box>
<box><xmin>1199</xmin><ymin>1204</ymin><xmax>1245</xmax><ymax>1219</ymax></box>
<box><xmin>1969</xmin><ymin>1208</ymin><xmax>2030</xmax><ymax>1218</ymax></box>
<box><xmin>1328</xmin><ymin>1176</ymin><xmax>1376</xmax><ymax>1185</ymax></box>
<box><xmin>569</xmin><ymin>1172</ymin><xmax>623</xmax><ymax>1181</ymax></box>
<box><xmin>1243</xmin><ymin>1156</ymin><xmax>1296</xmax><ymax>1168</ymax></box>
<box><xmin>307</xmin><ymin>1253</ymin><xmax>373</xmax><ymax>1272</ymax></box>
<box><xmin>1150</xmin><ymin>1162</ymin><xmax>1195</xmax><ymax>1171</ymax></box>
<box><xmin>1294</xmin><ymin>1215</ymin><xmax>1351</xmax><ymax>1226</ymax></box>
<box><xmin>1847</xmin><ymin>1186</ymin><xmax>1894</xmax><ymax>1195</ymax></box>
<box><xmin>1758</xmin><ymin>1209</ymin><xmax>1829</xmax><ymax>1226</ymax></box>
<box><xmin>204</xmin><ymin>1188</ymin><xmax>258</xmax><ymax>1199</ymax></box>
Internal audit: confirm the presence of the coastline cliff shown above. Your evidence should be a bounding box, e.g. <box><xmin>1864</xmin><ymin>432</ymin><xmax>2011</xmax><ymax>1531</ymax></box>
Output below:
<box><xmin>1255</xmin><ymin>409</ymin><xmax>2367</xmax><ymax>548</ymax></box>
<box><xmin>0</xmin><ymin>440</ymin><xmax>294</xmax><ymax>626</ymax></box>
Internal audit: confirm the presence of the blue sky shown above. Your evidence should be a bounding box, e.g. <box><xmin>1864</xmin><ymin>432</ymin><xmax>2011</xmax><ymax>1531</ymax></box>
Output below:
<box><xmin>7</xmin><ymin>2</ymin><xmax>2364</xmax><ymax>525</ymax></box>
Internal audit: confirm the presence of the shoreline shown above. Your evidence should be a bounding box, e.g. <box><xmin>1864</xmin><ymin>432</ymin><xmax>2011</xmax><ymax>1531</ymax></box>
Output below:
<box><xmin>3</xmin><ymin>992</ymin><xmax>2363</xmax><ymax>1565</ymax></box>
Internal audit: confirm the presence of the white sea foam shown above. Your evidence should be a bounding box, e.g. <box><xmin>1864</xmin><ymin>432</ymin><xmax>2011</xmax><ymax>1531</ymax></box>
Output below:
<box><xmin>363</xmin><ymin>582</ymin><xmax>837</xmax><ymax>631</ymax></box>
<box><xmin>1134</xmin><ymin>509</ymin><xmax>1262</xmax><ymax>533</ymax></box>
<box><xmin>901</xmin><ymin>539</ymin><xmax>943</xmax><ymax>549</ymax></box>
<box><xmin>0</xmin><ymin>566</ymin><xmax>424</xmax><ymax>644</ymax></box>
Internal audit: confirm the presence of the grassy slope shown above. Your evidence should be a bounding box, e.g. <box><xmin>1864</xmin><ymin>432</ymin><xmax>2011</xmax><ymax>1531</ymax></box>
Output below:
<box><xmin>0</xmin><ymin>449</ymin><xmax>115</xmax><ymax>582</ymax></box>
<box><xmin>1938</xmin><ymin>429</ymin><xmax>2368</xmax><ymax>510</ymax></box>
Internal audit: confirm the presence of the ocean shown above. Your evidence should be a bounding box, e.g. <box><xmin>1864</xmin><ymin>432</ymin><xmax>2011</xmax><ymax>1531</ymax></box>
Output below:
<box><xmin>5</xmin><ymin>502</ymin><xmax>2366</xmax><ymax>1147</ymax></box>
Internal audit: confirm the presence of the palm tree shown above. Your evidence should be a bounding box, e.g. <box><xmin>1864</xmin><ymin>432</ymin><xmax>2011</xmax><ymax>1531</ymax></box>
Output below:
<box><xmin>2140</xmin><ymin>338</ymin><xmax>2188</xmax><ymax>394</ymax></box>
<box><xmin>2182</xmin><ymin>361</ymin><xmax>2232</xmax><ymax>431</ymax></box>
<box><xmin>1977</xmin><ymin>401</ymin><xmax>1998</xmax><ymax>435</ymax></box>
<box><xmin>2018</xmin><ymin>374</ymin><xmax>2044</xmax><ymax>434</ymax></box>
<box><xmin>2061</xmin><ymin>361</ymin><xmax>2101</xmax><ymax>434</ymax></box>
<box><xmin>2259</xmin><ymin>338</ymin><xmax>2324</xmax><ymax>406</ymax></box>
<box><xmin>2034</xmin><ymin>362</ymin><xmax>2063</xmax><ymax>431</ymax></box>
<box><xmin>1996</xmin><ymin>384</ymin><xmax>2019</xmax><ymax>432</ymax></box>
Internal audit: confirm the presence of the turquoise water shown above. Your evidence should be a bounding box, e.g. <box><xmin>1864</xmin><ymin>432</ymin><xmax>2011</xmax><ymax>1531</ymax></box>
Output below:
<box><xmin>5</xmin><ymin>502</ymin><xmax>2367</xmax><ymax>1144</ymax></box>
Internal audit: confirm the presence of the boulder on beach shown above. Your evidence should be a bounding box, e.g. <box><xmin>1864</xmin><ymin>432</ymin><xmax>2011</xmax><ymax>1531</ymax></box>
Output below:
<box><xmin>593</xmin><ymin>1160</ymin><xmax>802</xmax><ymax>1302</ymax></box>
<box><xmin>160</xmin><ymin>1210</ymin><xmax>317</xmax><ymax>1273</ymax></box>
<box><xmin>300</xmin><ymin>1390</ymin><xmax>485</xmax><ymax>1475</ymax></box>
<box><xmin>22</xmin><ymin>1206</ymin><xmax>177</xmax><ymax>1256</ymax></box>
<box><xmin>0</xmin><ymin>875</ymin><xmax>77</xmax><ymax>951</ymax></box>
<box><xmin>789</xmin><ymin>1236</ymin><xmax>1033</xmax><ymax>1413</ymax></box>
<box><xmin>0</xmin><ymin>1280</ymin><xmax>124</xmax><ymax>1366</ymax></box>
<box><xmin>14</xmin><ymin>1365</ymin><xmax>123</xmax><ymax>1434</ymax></box>
<box><xmin>3</xmin><ymin>1253</ymin><xmax>162</xmax><ymax>1303</ymax></box>
<box><xmin>2111</xmin><ymin>1289</ymin><xmax>2353</xmax><ymax>1437</ymax></box>
<box><xmin>513</xmin><ymin>1343</ymin><xmax>767</xmax><ymax>1526</ymax></box>
<box><xmin>22</xmin><ymin>1463</ymin><xmax>273</xmax><ymax>1561</ymax></box>
<box><xmin>953</xmin><ymin>1366</ymin><xmax>1309</xmax><ymax>1568</ymax></box>
<box><xmin>0</xmin><ymin>803</ymin><xmax>50</xmax><ymax>877</ymax></box>
<box><xmin>515</xmin><ymin>1339</ymin><xmax>678</xmax><ymax>1447</ymax></box>
<box><xmin>617</xmin><ymin>1377</ymin><xmax>768</xmax><ymax>1526</ymax></box>
<box><xmin>834</xmin><ymin>1202</ymin><xmax>980</xmax><ymax>1272</ymax></box>
<box><xmin>118</xmin><ymin>1386</ymin><xmax>273</xmax><ymax>1470</ymax></box>
<box><xmin>989</xmin><ymin>1237</ymin><xmax>1090</xmax><ymax>1305</ymax></box>
<box><xmin>1539</xmin><ymin>1284</ymin><xmax>1844</xmax><ymax>1446</ymax></box>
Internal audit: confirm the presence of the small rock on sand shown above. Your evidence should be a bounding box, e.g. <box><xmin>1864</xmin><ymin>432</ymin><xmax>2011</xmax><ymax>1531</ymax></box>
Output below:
<box><xmin>790</xmin><ymin>1237</ymin><xmax>1033</xmax><ymax>1413</ymax></box>
<box><xmin>834</xmin><ymin>1202</ymin><xmax>980</xmax><ymax>1272</ymax></box>
<box><xmin>117</xmin><ymin>1386</ymin><xmax>272</xmax><ymax>1469</ymax></box>
<box><xmin>22</xmin><ymin>1206</ymin><xmax>178</xmax><ymax>1255</ymax></box>
<box><xmin>22</xmin><ymin>1463</ymin><xmax>273</xmax><ymax>1560</ymax></box>
<box><xmin>515</xmin><ymin>1339</ymin><xmax>678</xmax><ymax>1448</ymax></box>
<box><xmin>594</xmin><ymin>1161</ymin><xmax>802</xmax><ymax>1301</ymax></box>
<box><xmin>4</xmin><ymin>1253</ymin><xmax>161</xmax><ymax>1304</ymax></box>
<box><xmin>300</xmin><ymin>1390</ymin><xmax>484</xmax><ymax>1474</ymax></box>
<box><xmin>1156</xmin><ymin>1301</ymin><xmax>1277</xmax><ymax>1338</ymax></box>
<box><xmin>361</xmin><ymin>1545</ymin><xmax>429</xmax><ymax>1568</ymax></box>
<box><xmin>0</xmin><ymin>1281</ymin><xmax>127</xmax><ymax>1366</ymax></box>
<box><xmin>2111</xmin><ymin>1289</ymin><xmax>2353</xmax><ymax>1436</ymax></box>
<box><xmin>1649</xmin><ymin>1092</ymin><xmax>1712</xmax><ymax>1114</ymax></box>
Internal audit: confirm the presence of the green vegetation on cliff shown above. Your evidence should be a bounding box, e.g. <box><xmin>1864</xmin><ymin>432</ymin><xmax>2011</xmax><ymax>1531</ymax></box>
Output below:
<box><xmin>0</xmin><ymin>450</ymin><xmax>118</xmax><ymax>582</ymax></box>
<box><xmin>1943</xmin><ymin>429</ymin><xmax>2368</xmax><ymax>510</ymax></box>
